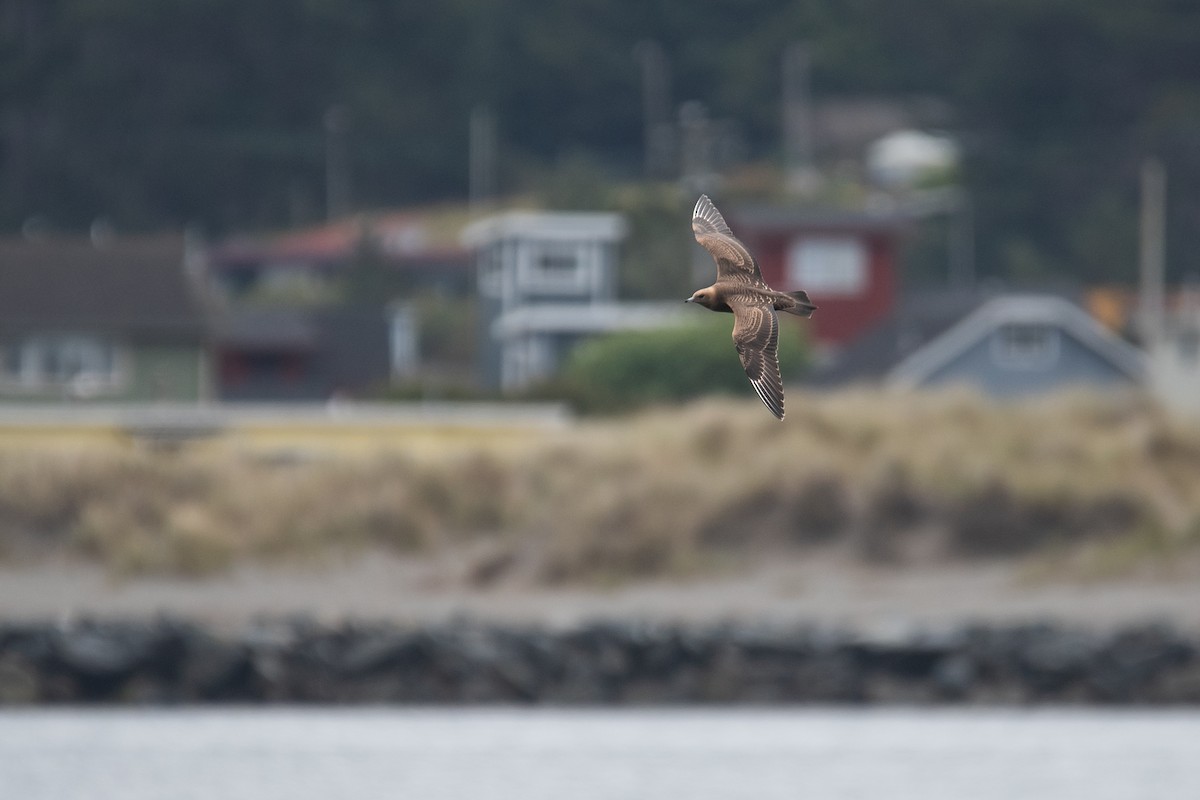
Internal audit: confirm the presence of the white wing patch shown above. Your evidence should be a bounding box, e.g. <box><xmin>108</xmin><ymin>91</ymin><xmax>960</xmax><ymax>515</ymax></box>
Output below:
<box><xmin>693</xmin><ymin>194</ymin><xmax>735</xmax><ymax>237</ymax></box>
<box><xmin>692</xmin><ymin>195</ymin><xmax>765</xmax><ymax>286</ymax></box>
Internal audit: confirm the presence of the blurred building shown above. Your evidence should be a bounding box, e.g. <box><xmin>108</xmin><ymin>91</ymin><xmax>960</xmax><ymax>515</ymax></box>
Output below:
<box><xmin>464</xmin><ymin>210</ymin><xmax>682</xmax><ymax>392</ymax></box>
<box><xmin>727</xmin><ymin>205</ymin><xmax>907</xmax><ymax>350</ymax></box>
<box><xmin>1143</xmin><ymin>284</ymin><xmax>1200</xmax><ymax>414</ymax></box>
<box><xmin>807</xmin><ymin>288</ymin><xmax>1149</xmax><ymax>398</ymax></box>
<box><xmin>0</xmin><ymin>234</ymin><xmax>211</xmax><ymax>402</ymax></box>
<box><xmin>806</xmin><ymin>287</ymin><xmax>987</xmax><ymax>387</ymax></box>
<box><xmin>209</xmin><ymin>307</ymin><xmax>392</xmax><ymax>402</ymax></box>
<box><xmin>208</xmin><ymin>210</ymin><xmax>472</xmax><ymax>302</ymax></box>
<box><xmin>204</xmin><ymin>209</ymin><xmax>473</xmax><ymax>400</ymax></box>
<box><xmin>887</xmin><ymin>294</ymin><xmax>1145</xmax><ymax>395</ymax></box>
<box><xmin>1074</xmin><ymin>284</ymin><xmax>1200</xmax><ymax>413</ymax></box>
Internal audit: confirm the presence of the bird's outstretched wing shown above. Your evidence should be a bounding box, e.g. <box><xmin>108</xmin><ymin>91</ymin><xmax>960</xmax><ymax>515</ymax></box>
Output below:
<box><xmin>730</xmin><ymin>299</ymin><xmax>784</xmax><ymax>420</ymax></box>
<box><xmin>692</xmin><ymin>195</ymin><xmax>765</xmax><ymax>286</ymax></box>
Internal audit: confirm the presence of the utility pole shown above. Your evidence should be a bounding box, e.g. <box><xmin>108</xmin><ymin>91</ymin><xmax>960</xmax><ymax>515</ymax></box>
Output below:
<box><xmin>680</xmin><ymin>101</ymin><xmax>718</xmax><ymax>285</ymax></box>
<box><xmin>324</xmin><ymin>105</ymin><xmax>352</xmax><ymax>220</ymax></box>
<box><xmin>949</xmin><ymin>190</ymin><xmax>975</xmax><ymax>288</ymax></box>
<box><xmin>679</xmin><ymin>100</ymin><xmax>714</xmax><ymax>196</ymax></box>
<box><xmin>634</xmin><ymin>40</ymin><xmax>674</xmax><ymax>178</ymax></box>
<box><xmin>782</xmin><ymin>42</ymin><xmax>818</xmax><ymax>196</ymax></box>
<box><xmin>1138</xmin><ymin>157</ymin><xmax>1166</xmax><ymax>345</ymax></box>
<box><xmin>469</xmin><ymin>105</ymin><xmax>497</xmax><ymax>211</ymax></box>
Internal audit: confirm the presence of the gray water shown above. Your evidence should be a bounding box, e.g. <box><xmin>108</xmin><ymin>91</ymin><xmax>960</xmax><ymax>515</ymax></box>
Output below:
<box><xmin>1</xmin><ymin>708</ymin><xmax>1198</xmax><ymax>800</ymax></box>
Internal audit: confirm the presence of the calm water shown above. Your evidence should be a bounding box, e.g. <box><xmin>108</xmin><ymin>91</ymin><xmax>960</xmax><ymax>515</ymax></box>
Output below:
<box><xmin>1</xmin><ymin>707</ymin><xmax>1198</xmax><ymax>800</ymax></box>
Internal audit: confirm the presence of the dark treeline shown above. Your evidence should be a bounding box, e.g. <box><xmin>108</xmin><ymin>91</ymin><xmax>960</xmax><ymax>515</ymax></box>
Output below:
<box><xmin>3</xmin><ymin>0</ymin><xmax>1200</xmax><ymax>283</ymax></box>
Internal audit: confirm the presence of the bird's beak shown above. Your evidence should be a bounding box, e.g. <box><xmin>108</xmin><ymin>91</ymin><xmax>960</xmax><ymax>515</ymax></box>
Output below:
<box><xmin>684</xmin><ymin>296</ymin><xmax>694</xmax><ymax>303</ymax></box>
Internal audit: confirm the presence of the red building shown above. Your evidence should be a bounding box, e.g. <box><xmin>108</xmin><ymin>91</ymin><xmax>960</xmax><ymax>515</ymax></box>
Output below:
<box><xmin>729</xmin><ymin>206</ymin><xmax>907</xmax><ymax>349</ymax></box>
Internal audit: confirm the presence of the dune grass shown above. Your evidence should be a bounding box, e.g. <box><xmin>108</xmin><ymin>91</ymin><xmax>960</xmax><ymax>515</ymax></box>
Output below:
<box><xmin>1</xmin><ymin>388</ymin><xmax>1198</xmax><ymax>583</ymax></box>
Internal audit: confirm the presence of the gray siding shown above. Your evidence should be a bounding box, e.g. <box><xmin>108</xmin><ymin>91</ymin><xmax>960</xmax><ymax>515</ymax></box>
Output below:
<box><xmin>922</xmin><ymin>329</ymin><xmax>1137</xmax><ymax>396</ymax></box>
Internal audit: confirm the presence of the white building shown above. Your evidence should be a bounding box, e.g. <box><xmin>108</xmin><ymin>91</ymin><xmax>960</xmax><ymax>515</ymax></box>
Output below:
<box><xmin>462</xmin><ymin>210</ymin><xmax>682</xmax><ymax>391</ymax></box>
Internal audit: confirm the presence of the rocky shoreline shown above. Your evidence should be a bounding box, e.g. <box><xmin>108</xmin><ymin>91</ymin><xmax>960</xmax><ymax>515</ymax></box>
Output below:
<box><xmin>1</xmin><ymin>617</ymin><xmax>1199</xmax><ymax>705</ymax></box>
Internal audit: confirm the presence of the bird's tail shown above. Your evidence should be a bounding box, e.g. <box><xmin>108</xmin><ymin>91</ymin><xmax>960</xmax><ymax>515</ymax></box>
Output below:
<box><xmin>779</xmin><ymin>290</ymin><xmax>817</xmax><ymax>318</ymax></box>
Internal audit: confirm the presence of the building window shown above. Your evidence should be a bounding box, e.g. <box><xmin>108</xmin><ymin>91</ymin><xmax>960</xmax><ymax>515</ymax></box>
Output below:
<box><xmin>991</xmin><ymin>323</ymin><xmax>1059</xmax><ymax>370</ymax></box>
<box><xmin>519</xmin><ymin>241</ymin><xmax>590</xmax><ymax>294</ymax></box>
<box><xmin>0</xmin><ymin>334</ymin><xmax>123</xmax><ymax>394</ymax></box>
<box><xmin>787</xmin><ymin>237</ymin><xmax>867</xmax><ymax>296</ymax></box>
<box><xmin>537</xmin><ymin>247</ymin><xmax>577</xmax><ymax>274</ymax></box>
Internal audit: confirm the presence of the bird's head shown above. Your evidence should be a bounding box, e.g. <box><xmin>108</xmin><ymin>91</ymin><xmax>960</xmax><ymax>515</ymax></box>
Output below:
<box><xmin>686</xmin><ymin>288</ymin><xmax>715</xmax><ymax>309</ymax></box>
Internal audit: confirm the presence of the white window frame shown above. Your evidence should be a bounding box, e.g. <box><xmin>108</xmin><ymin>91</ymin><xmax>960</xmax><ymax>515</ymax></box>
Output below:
<box><xmin>517</xmin><ymin>240</ymin><xmax>592</xmax><ymax>295</ymax></box>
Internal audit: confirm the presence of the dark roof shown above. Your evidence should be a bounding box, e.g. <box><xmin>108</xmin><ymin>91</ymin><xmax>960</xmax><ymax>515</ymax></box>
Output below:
<box><xmin>889</xmin><ymin>293</ymin><xmax>1145</xmax><ymax>387</ymax></box>
<box><xmin>806</xmin><ymin>285</ymin><xmax>1109</xmax><ymax>387</ymax></box>
<box><xmin>0</xmin><ymin>235</ymin><xmax>206</xmax><ymax>338</ymax></box>
<box><xmin>806</xmin><ymin>288</ymin><xmax>996</xmax><ymax>386</ymax></box>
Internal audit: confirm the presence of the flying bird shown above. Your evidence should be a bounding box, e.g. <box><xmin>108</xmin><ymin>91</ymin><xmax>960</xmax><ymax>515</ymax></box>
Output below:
<box><xmin>685</xmin><ymin>194</ymin><xmax>817</xmax><ymax>420</ymax></box>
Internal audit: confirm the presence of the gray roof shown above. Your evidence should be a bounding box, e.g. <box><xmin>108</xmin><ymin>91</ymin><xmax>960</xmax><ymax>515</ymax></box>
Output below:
<box><xmin>887</xmin><ymin>294</ymin><xmax>1146</xmax><ymax>388</ymax></box>
<box><xmin>0</xmin><ymin>235</ymin><xmax>205</xmax><ymax>339</ymax></box>
<box><xmin>807</xmin><ymin>288</ymin><xmax>990</xmax><ymax>386</ymax></box>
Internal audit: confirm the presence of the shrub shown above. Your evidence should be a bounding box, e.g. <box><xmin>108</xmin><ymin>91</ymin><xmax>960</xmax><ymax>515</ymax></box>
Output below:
<box><xmin>0</xmin><ymin>389</ymin><xmax>1190</xmax><ymax>582</ymax></box>
<box><xmin>559</xmin><ymin>315</ymin><xmax>811</xmax><ymax>414</ymax></box>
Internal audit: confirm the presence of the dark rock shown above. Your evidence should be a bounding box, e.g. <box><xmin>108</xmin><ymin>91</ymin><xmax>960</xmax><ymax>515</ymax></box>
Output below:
<box><xmin>0</xmin><ymin>653</ymin><xmax>39</xmax><ymax>704</ymax></box>
<box><xmin>179</xmin><ymin>631</ymin><xmax>255</xmax><ymax>701</ymax></box>
<box><xmin>0</xmin><ymin>625</ymin><xmax>57</xmax><ymax>679</ymax></box>
<box><xmin>50</xmin><ymin>621</ymin><xmax>181</xmax><ymax>700</ymax></box>
<box><xmin>337</xmin><ymin>628</ymin><xmax>426</xmax><ymax>676</ymax></box>
<box><xmin>55</xmin><ymin>625</ymin><xmax>148</xmax><ymax>678</ymax></box>
<box><xmin>1089</xmin><ymin>624</ymin><xmax>1195</xmax><ymax>702</ymax></box>
<box><xmin>1144</xmin><ymin>662</ymin><xmax>1200</xmax><ymax>704</ymax></box>
<box><xmin>1016</xmin><ymin>627</ymin><xmax>1098</xmax><ymax>696</ymax></box>
<box><xmin>932</xmin><ymin>654</ymin><xmax>976</xmax><ymax>700</ymax></box>
<box><xmin>848</xmin><ymin>627</ymin><xmax>961</xmax><ymax>679</ymax></box>
<box><xmin>1</xmin><ymin>617</ymin><xmax>1199</xmax><ymax>706</ymax></box>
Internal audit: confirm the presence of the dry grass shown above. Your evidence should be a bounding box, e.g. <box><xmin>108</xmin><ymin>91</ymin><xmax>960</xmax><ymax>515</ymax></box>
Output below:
<box><xmin>2</xmin><ymin>388</ymin><xmax>1200</xmax><ymax>583</ymax></box>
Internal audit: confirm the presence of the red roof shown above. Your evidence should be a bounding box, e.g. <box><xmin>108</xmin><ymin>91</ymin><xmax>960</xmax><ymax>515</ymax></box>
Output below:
<box><xmin>210</xmin><ymin>209</ymin><xmax>471</xmax><ymax>270</ymax></box>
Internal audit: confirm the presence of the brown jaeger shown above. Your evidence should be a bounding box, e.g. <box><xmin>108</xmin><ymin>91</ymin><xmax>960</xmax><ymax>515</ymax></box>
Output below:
<box><xmin>685</xmin><ymin>195</ymin><xmax>817</xmax><ymax>420</ymax></box>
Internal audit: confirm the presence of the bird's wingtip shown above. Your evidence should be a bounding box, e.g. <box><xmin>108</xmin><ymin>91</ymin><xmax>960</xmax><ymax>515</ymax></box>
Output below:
<box><xmin>748</xmin><ymin>379</ymin><xmax>785</xmax><ymax>420</ymax></box>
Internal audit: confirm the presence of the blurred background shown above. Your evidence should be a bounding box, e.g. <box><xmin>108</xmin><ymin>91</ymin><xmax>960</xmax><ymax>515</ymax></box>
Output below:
<box><xmin>2</xmin><ymin>2</ymin><xmax>1200</xmax><ymax>798</ymax></box>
